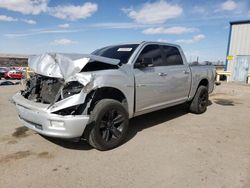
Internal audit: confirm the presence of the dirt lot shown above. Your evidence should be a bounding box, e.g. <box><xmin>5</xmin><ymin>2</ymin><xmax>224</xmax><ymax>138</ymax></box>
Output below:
<box><xmin>0</xmin><ymin>83</ymin><xmax>250</xmax><ymax>188</ymax></box>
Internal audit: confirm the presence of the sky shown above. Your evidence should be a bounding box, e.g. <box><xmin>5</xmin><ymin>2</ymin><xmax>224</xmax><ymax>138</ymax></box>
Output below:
<box><xmin>0</xmin><ymin>0</ymin><xmax>249</xmax><ymax>62</ymax></box>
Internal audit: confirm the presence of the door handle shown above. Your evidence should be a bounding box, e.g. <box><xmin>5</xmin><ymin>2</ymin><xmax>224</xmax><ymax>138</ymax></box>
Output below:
<box><xmin>158</xmin><ymin>72</ymin><xmax>168</xmax><ymax>76</ymax></box>
<box><xmin>137</xmin><ymin>84</ymin><xmax>146</xmax><ymax>87</ymax></box>
<box><xmin>183</xmin><ymin>70</ymin><xmax>190</xmax><ymax>74</ymax></box>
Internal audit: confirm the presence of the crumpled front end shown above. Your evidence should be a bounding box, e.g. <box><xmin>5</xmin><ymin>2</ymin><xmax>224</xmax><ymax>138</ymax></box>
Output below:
<box><xmin>13</xmin><ymin>92</ymin><xmax>89</xmax><ymax>138</ymax></box>
<box><xmin>13</xmin><ymin>53</ymin><xmax>120</xmax><ymax>139</ymax></box>
<box><xmin>20</xmin><ymin>73</ymin><xmax>92</xmax><ymax>115</ymax></box>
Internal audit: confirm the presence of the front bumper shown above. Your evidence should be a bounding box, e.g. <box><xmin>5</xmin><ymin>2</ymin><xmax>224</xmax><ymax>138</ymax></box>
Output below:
<box><xmin>12</xmin><ymin>93</ymin><xmax>89</xmax><ymax>139</ymax></box>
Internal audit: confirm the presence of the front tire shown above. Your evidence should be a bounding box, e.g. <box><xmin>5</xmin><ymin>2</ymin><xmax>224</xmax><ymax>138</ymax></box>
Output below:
<box><xmin>87</xmin><ymin>99</ymin><xmax>129</xmax><ymax>151</ymax></box>
<box><xmin>189</xmin><ymin>86</ymin><xmax>208</xmax><ymax>114</ymax></box>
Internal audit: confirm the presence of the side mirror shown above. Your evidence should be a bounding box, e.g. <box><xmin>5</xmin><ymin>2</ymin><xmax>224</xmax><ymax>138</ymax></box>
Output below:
<box><xmin>134</xmin><ymin>58</ymin><xmax>153</xmax><ymax>68</ymax></box>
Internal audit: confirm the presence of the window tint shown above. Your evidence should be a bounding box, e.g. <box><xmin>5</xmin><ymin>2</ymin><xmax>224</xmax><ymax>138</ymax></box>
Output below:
<box><xmin>162</xmin><ymin>46</ymin><xmax>183</xmax><ymax>66</ymax></box>
<box><xmin>137</xmin><ymin>45</ymin><xmax>163</xmax><ymax>67</ymax></box>
<box><xmin>91</xmin><ymin>44</ymin><xmax>139</xmax><ymax>64</ymax></box>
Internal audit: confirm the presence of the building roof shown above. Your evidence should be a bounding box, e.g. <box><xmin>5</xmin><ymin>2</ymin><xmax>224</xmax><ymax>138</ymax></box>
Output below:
<box><xmin>230</xmin><ymin>20</ymin><xmax>250</xmax><ymax>25</ymax></box>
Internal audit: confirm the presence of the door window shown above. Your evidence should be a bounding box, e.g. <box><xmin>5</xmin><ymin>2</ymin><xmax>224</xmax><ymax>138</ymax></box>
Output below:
<box><xmin>162</xmin><ymin>46</ymin><xmax>183</xmax><ymax>66</ymax></box>
<box><xmin>136</xmin><ymin>45</ymin><xmax>164</xmax><ymax>67</ymax></box>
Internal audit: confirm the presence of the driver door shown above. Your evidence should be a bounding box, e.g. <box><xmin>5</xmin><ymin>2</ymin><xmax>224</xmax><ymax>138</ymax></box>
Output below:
<box><xmin>133</xmin><ymin>44</ymin><xmax>170</xmax><ymax>113</ymax></box>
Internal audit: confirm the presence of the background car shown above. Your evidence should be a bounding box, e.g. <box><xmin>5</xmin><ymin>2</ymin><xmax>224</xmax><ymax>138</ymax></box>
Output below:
<box><xmin>4</xmin><ymin>70</ymin><xmax>24</xmax><ymax>80</ymax></box>
<box><xmin>0</xmin><ymin>67</ymin><xmax>9</xmax><ymax>79</ymax></box>
<box><xmin>0</xmin><ymin>80</ymin><xmax>15</xmax><ymax>86</ymax></box>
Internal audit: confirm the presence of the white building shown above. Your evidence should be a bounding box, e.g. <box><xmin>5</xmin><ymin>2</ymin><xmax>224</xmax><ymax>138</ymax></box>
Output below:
<box><xmin>226</xmin><ymin>20</ymin><xmax>250</xmax><ymax>81</ymax></box>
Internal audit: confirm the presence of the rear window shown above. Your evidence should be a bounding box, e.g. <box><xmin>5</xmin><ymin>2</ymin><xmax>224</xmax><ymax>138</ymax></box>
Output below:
<box><xmin>92</xmin><ymin>44</ymin><xmax>139</xmax><ymax>64</ymax></box>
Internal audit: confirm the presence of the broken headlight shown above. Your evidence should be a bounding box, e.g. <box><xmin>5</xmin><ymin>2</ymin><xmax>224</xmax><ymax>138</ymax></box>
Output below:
<box><xmin>52</xmin><ymin>105</ymin><xmax>80</xmax><ymax>115</ymax></box>
<box><xmin>61</xmin><ymin>81</ymin><xmax>83</xmax><ymax>99</ymax></box>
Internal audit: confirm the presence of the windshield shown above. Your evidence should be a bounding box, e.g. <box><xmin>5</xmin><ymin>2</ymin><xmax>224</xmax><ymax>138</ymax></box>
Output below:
<box><xmin>91</xmin><ymin>44</ymin><xmax>139</xmax><ymax>64</ymax></box>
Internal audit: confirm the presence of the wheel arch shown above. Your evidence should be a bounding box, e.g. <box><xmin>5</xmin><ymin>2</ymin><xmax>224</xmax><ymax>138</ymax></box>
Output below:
<box><xmin>82</xmin><ymin>87</ymin><xmax>128</xmax><ymax>141</ymax></box>
<box><xmin>198</xmin><ymin>78</ymin><xmax>209</xmax><ymax>88</ymax></box>
<box><xmin>86</xmin><ymin>87</ymin><xmax>128</xmax><ymax>114</ymax></box>
<box><xmin>188</xmin><ymin>77</ymin><xmax>209</xmax><ymax>101</ymax></box>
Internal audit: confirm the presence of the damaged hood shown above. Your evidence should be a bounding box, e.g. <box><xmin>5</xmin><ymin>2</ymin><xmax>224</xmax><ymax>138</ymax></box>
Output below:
<box><xmin>28</xmin><ymin>53</ymin><xmax>120</xmax><ymax>80</ymax></box>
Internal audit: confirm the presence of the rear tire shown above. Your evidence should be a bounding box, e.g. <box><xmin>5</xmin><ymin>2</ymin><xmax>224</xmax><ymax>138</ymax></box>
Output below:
<box><xmin>87</xmin><ymin>99</ymin><xmax>129</xmax><ymax>151</ymax></box>
<box><xmin>189</xmin><ymin>86</ymin><xmax>208</xmax><ymax>114</ymax></box>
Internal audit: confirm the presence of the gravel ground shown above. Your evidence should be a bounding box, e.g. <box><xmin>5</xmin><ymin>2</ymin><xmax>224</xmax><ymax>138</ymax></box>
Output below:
<box><xmin>0</xmin><ymin>82</ymin><xmax>250</xmax><ymax>188</ymax></box>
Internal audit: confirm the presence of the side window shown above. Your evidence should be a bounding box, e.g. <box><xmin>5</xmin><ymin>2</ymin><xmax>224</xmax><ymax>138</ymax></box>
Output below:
<box><xmin>137</xmin><ymin>45</ymin><xmax>164</xmax><ymax>67</ymax></box>
<box><xmin>162</xmin><ymin>46</ymin><xmax>183</xmax><ymax>66</ymax></box>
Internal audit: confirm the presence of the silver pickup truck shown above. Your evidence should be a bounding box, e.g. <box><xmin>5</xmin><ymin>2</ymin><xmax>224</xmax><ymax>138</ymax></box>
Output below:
<box><xmin>13</xmin><ymin>41</ymin><xmax>215</xmax><ymax>150</ymax></box>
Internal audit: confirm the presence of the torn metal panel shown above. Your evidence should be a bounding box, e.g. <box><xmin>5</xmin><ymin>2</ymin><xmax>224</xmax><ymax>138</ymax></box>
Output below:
<box><xmin>21</xmin><ymin>74</ymin><xmax>97</xmax><ymax>114</ymax></box>
<box><xmin>48</xmin><ymin>90</ymin><xmax>88</xmax><ymax>113</ymax></box>
<box><xmin>29</xmin><ymin>53</ymin><xmax>120</xmax><ymax>80</ymax></box>
<box><xmin>48</xmin><ymin>75</ymin><xmax>97</xmax><ymax>113</ymax></box>
<box><xmin>67</xmin><ymin>73</ymin><xmax>94</xmax><ymax>86</ymax></box>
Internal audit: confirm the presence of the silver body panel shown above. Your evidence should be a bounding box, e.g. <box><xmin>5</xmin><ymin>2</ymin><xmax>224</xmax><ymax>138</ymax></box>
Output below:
<box><xmin>13</xmin><ymin>41</ymin><xmax>215</xmax><ymax>139</ymax></box>
<box><xmin>13</xmin><ymin>93</ymin><xmax>89</xmax><ymax>138</ymax></box>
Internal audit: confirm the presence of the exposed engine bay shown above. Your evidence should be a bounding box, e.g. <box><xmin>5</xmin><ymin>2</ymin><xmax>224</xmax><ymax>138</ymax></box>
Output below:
<box><xmin>18</xmin><ymin>53</ymin><xmax>123</xmax><ymax>116</ymax></box>
<box><xmin>21</xmin><ymin>53</ymin><xmax>121</xmax><ymax>104</ymax></box>
<box><xmin>22</xmin><ymin>74</ymin><xmax>84</xmax><ymax>105</ymax></box>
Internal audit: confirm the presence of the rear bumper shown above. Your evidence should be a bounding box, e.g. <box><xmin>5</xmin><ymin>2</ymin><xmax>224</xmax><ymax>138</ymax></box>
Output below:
<box><xmin>13</xmin><ymin>93</ymin><xmax>89</xmax><ymax>139</ymax></box>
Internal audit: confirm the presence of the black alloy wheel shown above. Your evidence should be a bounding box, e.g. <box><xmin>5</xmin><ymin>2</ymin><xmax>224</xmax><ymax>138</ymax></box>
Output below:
<box><xmin>189</xmin><ymin>85</ymin><xmax>209</xmax><ymax>114</ymax></box>
<box><xmin>198</xmin><ymin>89</ymin><xmax>208</xmax><ymax>110</ymax></box>
<box><xmin>99</xmin><ymin>108</ymin><xmax>125</xmax><ymax>142</ymax></box>
<box><xmin>87</xmin><ymin>99</ymin><xmax>129</xmax><ymax>150</ymax></box>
